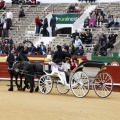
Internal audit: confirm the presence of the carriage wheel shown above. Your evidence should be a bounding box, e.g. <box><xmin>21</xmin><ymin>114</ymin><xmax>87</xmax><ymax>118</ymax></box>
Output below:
<box><xmin>38</xmin><ymin>75</ymin><xmax>53</xmax><ymax>94</ymax></box>
<box><xmin>93</xmin><ymin>72</ymin><xmax>113</xmax><ymax>98</ymax></box>
<box><xmin>70</xmin><ymin>71</ymin><xmax>90</xmax><ymax>98</ymax></box>
<box><xmin>56</xmin><ymin>82</ymin><xmax>70</xmax><ymax>94</ymax></box>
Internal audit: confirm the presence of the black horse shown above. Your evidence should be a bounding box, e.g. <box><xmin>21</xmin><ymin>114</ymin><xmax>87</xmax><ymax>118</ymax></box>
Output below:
<box><xmin>21</xmin><ymin>61</ymin><xmax>45</xmax><ymax>92</ymax></box>
<box><xmin>6</xmin><ymin>52</ymin><xmax>29</xmax><ymax>91</ymax></box>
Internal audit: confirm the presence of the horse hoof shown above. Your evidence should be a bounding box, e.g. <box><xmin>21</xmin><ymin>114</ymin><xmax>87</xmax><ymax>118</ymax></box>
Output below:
<box><xmin>35</xmin><ymin>87</ymin><xmax>39</xmax><ymax>92</ymax></box>
<box><xmin>8</xmin><ymin>87</ymin><xmax>13</xmax><ymax>91</ymax></box>
<box><xmin>30</xmin><ymin>88</ymin><xmax>34</xmax><ymax>93</ymax></box>
<box><xmin>18</xmin><ymin>88</ymin><xmax>22</xmax><ymax>91</ymax></box>
<box><xmin>22</xmin><ymin>87</ymin><xmax>26</xmax><ymax>91</ymax></box>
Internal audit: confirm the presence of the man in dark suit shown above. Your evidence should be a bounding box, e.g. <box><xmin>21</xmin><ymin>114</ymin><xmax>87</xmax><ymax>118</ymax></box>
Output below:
<box><xmin>42</xmin><ymin>17</ymin><xmax>48</xmax><ymax>36</ymax></box>
<box><xmin>50</xmin><ymin>15</ymin><xmax>56</xmax><ymax>37</ymax></box>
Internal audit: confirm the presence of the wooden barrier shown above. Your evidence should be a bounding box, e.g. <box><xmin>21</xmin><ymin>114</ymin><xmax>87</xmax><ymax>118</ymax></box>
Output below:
<box><xmin>0</xmin><ymin>54</ymin><xmax>87</xmax><ymax>78</ymax></box>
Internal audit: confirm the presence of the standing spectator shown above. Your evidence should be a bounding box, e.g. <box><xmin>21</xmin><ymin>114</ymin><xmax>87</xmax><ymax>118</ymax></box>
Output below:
<box><xmin>35</xmin><ymin>15</ymin><xmax>42</xmax><ymax>35</ymax></box>
<box><xmin>74</xmin><ymin>36</ymin><xmax>83</xmax><ymax>50</ymax></box>
<box><xmin>42</xmin><ymin>17</ymin><xmax>48</xmax><ymax>36</ymax></box>
<box><xmin>6</xmin><ymin>9</ymin><xmax>13</xmax><ymax>27</ymax></box>
<box><xmin>50</xmin><ymin>15</ymin><xmax>56</xmax><ymax>37</ymax></box>
<box><xmin>2</xmin><ymin>20</ymin><xmax>9</xmax><ymax>37</ymax></box>
<box><xmin>0</xmin><ymin>0</ymin><xmax>6</xmax><ymax>10</ymax></box>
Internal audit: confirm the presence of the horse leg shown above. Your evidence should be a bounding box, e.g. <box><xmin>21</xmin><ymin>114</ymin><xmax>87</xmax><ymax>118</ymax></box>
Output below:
<box><xmin>8</xmin><ymin>71</ymin><xmax>13</xmax><ymax>91</ymax></box>
<box><xmin>22</xmin><ymin>76</ymin><xmax>29</xmax><ymax>91</ymax></box>
<box><xmin>18</xmin><ymin>74</ymin><xmax>23</xmax><ymax>91</ymax></box>
<box><xmin>29</xmin><ymin>76</ymin><xmax>34</xmax><ymax>93</ymax></box>
<box><xmin>15</xmin><ymin>75</ymin><xmax>20</xmax><ymax>90</ymax></box>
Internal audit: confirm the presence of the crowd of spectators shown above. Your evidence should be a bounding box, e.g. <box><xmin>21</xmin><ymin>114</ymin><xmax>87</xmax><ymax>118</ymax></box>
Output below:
<box><xmin>11</xmin><ymin>0</ymin><xmax>40</xmax><ymax>5</ymax></box>
<box><xmin>67</xmin><ymin>3</ymin><xmax>84</xmax><ymax>13</ymax></box>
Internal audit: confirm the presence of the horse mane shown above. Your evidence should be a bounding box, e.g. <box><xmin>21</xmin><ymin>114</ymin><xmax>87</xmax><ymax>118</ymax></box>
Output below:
<box><xmin>17</xmin><ymin>52</ymin><xmax>29</xmax><ymax>61</ymax></box>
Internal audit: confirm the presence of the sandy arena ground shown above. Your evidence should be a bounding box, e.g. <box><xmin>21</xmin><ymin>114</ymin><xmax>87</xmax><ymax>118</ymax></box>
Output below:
<box><xmin>0</xmin><ymin>85</ymin><xmax>120</xmax><ymax>120</ymax></box>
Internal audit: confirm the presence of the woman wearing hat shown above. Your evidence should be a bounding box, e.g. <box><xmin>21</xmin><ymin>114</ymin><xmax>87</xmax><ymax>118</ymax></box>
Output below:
<box><xmin>52</xmin><ymin>45</ymin><xmax>64</xmax><ymax>64</ymax></box>
<box><xmin>70</xmin><ymin>57</ymin><xmax>79</xmax><ymax>70</ymax></box>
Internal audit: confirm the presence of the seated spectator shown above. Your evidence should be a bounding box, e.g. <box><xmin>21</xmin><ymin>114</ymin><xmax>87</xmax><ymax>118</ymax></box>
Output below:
<box><xmin>75</xmin><ymin>45</ymin><xmax>84</xmax><ymax>56</ymax></box>
<box><xmin>0</xmin><ymin>43</ymin><xmax>2</xmax><ymax>54</ymax></box>
<box><xmin>84</xmin><ymin>17</ymin><xmax>90</xmax><ymax>28</ymax></box>
<box><xmin>89</xmin><ymin>15</ymin><xmax>96</xmax><ymax>27</ymax></box>
<box><xmin>0</xmin><ymin>0</ymin><xmax>6</xmax><ymax>10</ymax></box>
<box><xmin>3</xmin><ymin>44</ymin><xmax>10</xmax><ymax>54</ymax></box>
<box><xmin>67</xmin><ymin>4</ymin><xmax>75</xmax><ymax>13</ymax></box>
<box><xmin>23</xmin><ymin>45</ymin><xmax>28</xmax><ymax>54</ymax></box>
<box><xmin>98</xmin><ymin>33</ymin><xmax>107</xmax><ymax>56</ymax></box>
<box><xmin>6</xmin><ymin>36</ymin><xmax>14</xmax><ymax>49</ymax></box>
<box><xmin>107</xmin><ymin>32</ymin><xmax>118</xmax><ymax>49</ymax></box>
<box><xmin>70</xmin><ymin>57</ymin><xmax>79</xmax><ymax>70</ymax></box>
<box><xmin>28</xmin><ymin>43</ymin><xmax>36</xmax><ymax>55</ymax></box>
<box><xmin>68</xmin><ymin>42</ymin><xmax>75</xmax><ymax>55</ymax></box>
<box><xmin>36</xmin><ymin>41</ymin><xmax>46</xmax><ymax>55</ymax></box>
<box><xmin>84</xmin><ymin>30</ymin><xmax>92</xmax><ymax>44</ymax></box>
<box><xmin>74</xmin><ymin>3</ymin><xmax>80</xmax><ymax>13</ymax></box>
<box><xmin>79</xmin><ymin>31</ymin><xmax>86</xmax><ymax>43</ymax></box>
<box><xmin>46</xmin><ymin>46</ymin><xmax>54</xmax><ymax>56</ymax></box>
<box><xmin>18</xmin><ymin>6</ymin><xmax>25</xmax><ymax>18</ymax></box>
<box><xmin>106</xmin><ymin>15</ymin><xmax>114</xmax><ymax>28</ymax></box>
<box><xmin>16</xmin><ymin>43</ymin><xmax>24</xmax><ymax>53</ymax></box>
<box><xmin>63</xmin><ymin>45</ymin><xmax>71</xmax><ymax>59</ymax></box>
<box><xmin>71</xmin><ymin>30</ymin><xmax>79</xmax><ymax>43</ymax></box>
<box><xmin>114</xmin><ymin>15</ymin><xmax>120</xmax><ymax>27</ymax></box>
<box><xmin>61</xmin><ymin>57</ymin><xmax>71</xmax><ymax>83</ymax></box>
<box><xmin>10</xmin><ymin>44</ymin><xmax>17</xmax><ymax>54</ymax></box>
<box><xmin>96</xmin><ymin>12</ymin><xmax>104</xmax><ymax>27</ymax></box>
<box><xmin>93</xmin><ymin>41</ymin><xmax>101</xmax><ymax>56</ymax></box>
<box><xmin>74</xmin><ymin>36</ymin><xmax>83</xmax><ymax>50</ymax></box>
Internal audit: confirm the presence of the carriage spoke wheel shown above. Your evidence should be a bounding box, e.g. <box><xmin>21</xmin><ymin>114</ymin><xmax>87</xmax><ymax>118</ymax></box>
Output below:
<box><xmin>56</xmin><ymin>81</ymin><xmax>70</xmax><ymax>94</ymax></box>
<box><xmin>38</xmin><ymin>75</ymin><xmax>53</xmax><ymax>94</ymax></box>
<box><xmin>93</xmin><ymin>72</ymin><xmax>113</xmax><ymax>98</ymax></box>
<box><xmin>70</xmin><ymin>71</ymin><xmax>90</xmax><ymax>98</ymax></box>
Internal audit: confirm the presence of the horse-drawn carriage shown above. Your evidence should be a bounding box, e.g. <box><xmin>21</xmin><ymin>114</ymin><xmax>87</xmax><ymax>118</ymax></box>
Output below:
<box><xmin>38</xmin><ymin>60</ymin><xmax>113</xmax><ymax>98</ymax></box>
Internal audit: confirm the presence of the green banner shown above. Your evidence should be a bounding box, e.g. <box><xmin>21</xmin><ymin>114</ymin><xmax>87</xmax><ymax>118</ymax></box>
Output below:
<box><xmin>53</xmin><ymin>13</ymin><xmax>82</xmax><ymax>24</ymax></box>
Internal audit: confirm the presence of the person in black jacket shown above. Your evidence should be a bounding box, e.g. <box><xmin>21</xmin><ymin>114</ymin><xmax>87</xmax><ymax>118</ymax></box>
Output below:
<box><xmin>52</xmin><ymin>45</ymin><xmax>64</xmax><ymax>64</ymax></box>
<box><xmin>50</xmin><ymin>15</ymin><xmax>56</xmax><ymax>37</ymax></box>
<box><xmin>42</xmin><ymin>17</ymin><xmax>49</xmax><ymax>36</ymax></box>
<box><xmin>63</xmin><ymin>46</ymin><xmax>71</xmax><ymax>59</ymax></box>
<box><xmin>16</xmin><ymin>43</ymin><xmax>24</xmax><ymax>53</ymax></box>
